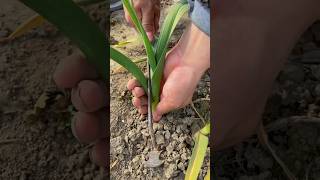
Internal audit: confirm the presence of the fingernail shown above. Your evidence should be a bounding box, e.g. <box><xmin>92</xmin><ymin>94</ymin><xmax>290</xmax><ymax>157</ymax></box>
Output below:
<box><xmin>147</xmin><ymin>32</ymin><xmax>154</xmax><ymax>41</ymax></box>
<box><xmin>153</xmin><ymin>112</ymin><xmax>161</xmax><ymax>122</ymax></box>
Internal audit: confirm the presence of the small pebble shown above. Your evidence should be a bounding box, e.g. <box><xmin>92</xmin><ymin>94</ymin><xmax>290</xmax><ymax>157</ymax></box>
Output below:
<box><xmin>165</xmin><ymin>164</ymin><xmax>178</xmax><ymax>178</ymax></box>
<box><xmin>156</xmin><ymin>134</ymin><xmax>165</xmax><ymax>145</ymax></box>
<box><xmin>164</xmin><ymin>131</ymin><xmax>171</xmax><ymax>140</ymax></box>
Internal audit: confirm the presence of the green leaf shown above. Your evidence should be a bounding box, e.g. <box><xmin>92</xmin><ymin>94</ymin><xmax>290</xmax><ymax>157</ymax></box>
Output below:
<box><xmin>2</xmin><ymin>0</ymin><xmax>105</xmax><ymax>42</ymax></box>
<box><xmin>185</xmin><ymin>127</ymin><xmax>209</xmax><ymax>180</ymax></box>
<box><xmin>110</xmin><ymin>47</ymin><xmax>147</xmax><ymax>92</ymax></box>
<box><xmin>151</xmin><ymin>2</ymin><xmax>189</xmax><ymax>106</ymax></box>
<box><xmin>121</xmin><ymin>0</ymin><xmax>156</xmax><ymax>71</ymax></box>
<box><xmin>20</xmin><ymin>0</ymin><xmax>108</xmax><ymax>79</ymax></box>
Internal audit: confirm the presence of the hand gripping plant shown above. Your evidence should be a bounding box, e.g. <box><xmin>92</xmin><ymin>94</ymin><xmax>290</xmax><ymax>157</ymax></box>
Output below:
<box><xmin>20</xmin><ymin>0</ymin><xmax>210</xmax><ymax>179</ymax></box>
<box><xmin>111</xmin><ymin>0</ymin><xmax>189</xmax><ymax>112</ymax></box>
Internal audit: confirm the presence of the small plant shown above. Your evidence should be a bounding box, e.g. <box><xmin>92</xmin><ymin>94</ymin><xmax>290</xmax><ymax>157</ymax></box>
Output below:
<box><xmin>111</xmin><ymin>0</ymin><xmax>189</xmax><ymax>111</ymax></box>
<box><xmin>112</xmin><ymin>2</ymin><xmax>211</xmax><ymax>179</ymax></box>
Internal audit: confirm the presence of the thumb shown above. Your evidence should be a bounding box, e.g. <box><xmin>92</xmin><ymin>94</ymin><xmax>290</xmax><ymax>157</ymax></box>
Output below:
<box><xmin>142</xmin><ymin>10</ymin><xmax>155</xmax><ymax>41</ymax></box>
<box><xmin>153</xmin><ymin>98</ymin><xmax>177</xmax><ymax>122</ymax></box>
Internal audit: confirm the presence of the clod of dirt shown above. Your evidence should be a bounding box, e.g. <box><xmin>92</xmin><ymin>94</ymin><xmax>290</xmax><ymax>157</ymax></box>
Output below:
<box><xmin>155</xmin><ymin>133</ymin><xmax>165</xmax><ymax>145</ymax></box>
<box><xmin>144</xmin><ymin>150</ymin><xmax>163</xmax><ymax>168</ymax></box>
<box><xmin>164</xmin><ymin>130</ymin><xmax>171</xmax><ymax>140</ymax></box>
<box><xmin>153</xmin><ymin>123</ymin><xmax>164</xmax><ymax>131</ymax></box>
<box><xmin>110</xmin><ymin>136</ymin><xmax>125</xmax><ymax>155</ymax></box>
<box><xmin>164</xmin><ymin>163</ymin><xmax>178</xmax><ymax>178</ymax></box>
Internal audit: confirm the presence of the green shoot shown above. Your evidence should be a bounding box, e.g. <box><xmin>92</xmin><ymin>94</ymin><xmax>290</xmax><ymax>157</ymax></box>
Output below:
<box><xmin>185</xmin><ymin>123</ymin><xmax>210</xmax><ymax>180</ymax></box>
<box><xmin>19</xmin><ymin>1</ymin><xmax>209</xmax><ymax>179</ymax></box>
<box><xmin>19</xmin><ymin>0</ymin><xmax>108</xmax><ymax>79</ymax></box>
<box><xmin>111</xmin><ymin>0</ymin><xmax>189</xmax><ymax>110</ymax></box>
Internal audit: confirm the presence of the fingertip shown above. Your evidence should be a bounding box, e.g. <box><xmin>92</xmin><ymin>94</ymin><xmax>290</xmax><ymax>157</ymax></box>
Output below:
<box><xmin>53</xmin><ymin>53</ymin><xmax>98</xmax><ymax>89</ymax></box>
<box><xmin>147</xmin><ymin>32</ymin><xmax>154</xmax><ymax>41</ymax></box>
<box><xmin>71</xmin><ymin>80</ymin><xmax>107</xmax><ymax>112</ymax></box>
<box><xmin>71</xmin><ymin>112</ymin><xmax>102</xmax><ymax>144</ymax></box>
<box><xmin>133</xmin><ymin>87</ymin><xmax>145</xmax><ymax>97</ymax></box>
<box><xmin>153</xmin><ymin>112</ymin><xmax>162</xmax><ymax>122</ymax></box>
<box><xmin>132</xmin><ymin>97</ymin><xmax>140</xmax><ymax>108</ymax></box>
<box><xmin>127</xmin><ymin>79</ymin><xmax>139</xmax><ymax>90</ymax></box>
<box><xmin>138</xmin><ymin>106</ymin><xmax>147</xmax><ymax>115</ymax></box>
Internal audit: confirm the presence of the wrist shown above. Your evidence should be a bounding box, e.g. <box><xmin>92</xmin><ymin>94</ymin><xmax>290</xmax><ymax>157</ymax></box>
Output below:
<box><xmin>179</xmin><ymin>23</ymin><xmax>210</xmax><ymax>76</ymax></box>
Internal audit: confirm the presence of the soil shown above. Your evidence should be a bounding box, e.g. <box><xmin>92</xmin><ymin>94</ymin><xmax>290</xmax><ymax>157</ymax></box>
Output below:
<box><xmin>214</xmin><ymin>21</ymin><xmax>320</xmax><ymax>179</ymax></box>
<box><xmin>2</xmin><ymin>0</ymin><xmax>320</xmax><ymax>179</ymax></box>
<box><xmin>110</xmin><ymin>1</ymin><xmax>210</xmax><ymax>179</ymax></box>
<box><xmin>0</xmin><ymin>1</ymin><xmax>107</xmax><ymax>179</ymax></box>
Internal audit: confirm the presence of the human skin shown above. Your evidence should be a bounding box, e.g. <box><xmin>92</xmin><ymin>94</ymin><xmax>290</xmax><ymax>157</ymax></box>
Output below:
<box><xmin>127</xmin><ymin>23</ymin><xmax>210</xmax><ymax>122</ymax></box>
<box><xmin>53</xmin><ymin>21</ymin><xmax>210</xmax><ymax>167</ymax></box>
<box><xmin>53</xmin><ymin>54</ymin><xmax>108</xmax><ymax>167</ymax></box>
<box><xmin>53</xmin><ymin>0</ymin><xmax>320</xmax><ymax>166</ymax></box>
<box><xmin>123</xmin><ymin>0</ymin><xmax>160</xmax><ymax>41</ymax></box>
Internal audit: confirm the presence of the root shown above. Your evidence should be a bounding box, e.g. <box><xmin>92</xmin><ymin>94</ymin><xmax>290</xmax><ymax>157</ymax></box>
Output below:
<box><xmin>257</xmin><ymin>123</ymin><xmax>297</xmax><ymax>180</ymax></box>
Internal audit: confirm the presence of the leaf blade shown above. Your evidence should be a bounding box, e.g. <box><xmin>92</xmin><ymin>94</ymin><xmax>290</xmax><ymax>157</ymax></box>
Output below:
<box><xmin>121</xmin><ymin>0</ymin><xmax>156</xmax><ymax>71</ymax></box>
<box><xmin>110</xmin><ymin>47</ymin><xmax>147</xmax><ymax>92</ymax></box>
<box><xmin>7</xmin><ymin>14</ymin><xmax>45</xmax><ymax>40</ymax></box>
<box><xmin>20</xmin><ymin>0</ymin><xmax>108</xmax><ymax>79</ymax></box>
<box><xmin>151</xmin><ymin>2</ymin><xmax>189</xmax><ymax>106</ymax></box>
<box><xmin>185</xmin><ymin>130</ymin><xmax>209</xmax><ymax>180</ymax></box>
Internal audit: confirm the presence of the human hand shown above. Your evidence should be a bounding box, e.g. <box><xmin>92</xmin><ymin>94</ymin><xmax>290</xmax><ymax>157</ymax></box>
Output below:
<box><xmin>127</xmin><ymin>23</ymin><xmax>210</xmax><ymax>121</ymax></box>
<box><xmin>123</xmin><ymin>0</ymin><xmax>160</xmax><ymax>41</ymax></box>
<box><xmin>53</xmin><ymin>53</ymin><xmax>107</xmax><ymax>167</ymax></box>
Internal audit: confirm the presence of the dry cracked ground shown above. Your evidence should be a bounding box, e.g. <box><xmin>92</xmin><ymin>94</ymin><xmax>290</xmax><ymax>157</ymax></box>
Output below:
<box><xmin>110</xmin><ymin>0</ymin><xmax>210</xmax><ymax>179</ymax></box>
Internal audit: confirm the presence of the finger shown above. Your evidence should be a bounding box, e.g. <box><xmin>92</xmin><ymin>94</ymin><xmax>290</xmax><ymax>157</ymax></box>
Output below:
<box><xmin>124</xmin><ymin>6</ymin><xmax>142</xmax><ymax>28</ymax></box>
<box><xmin>154</xmin><ymin>9</ymin><xmax>160</xmax><ymax>32</ymax></box>
<box><xmin>53</xmin><ymin>53</ymin><xmax>98</xmax><ymax>89</ymax></box>
<box><xmin>127</xmin><ymin>79</ymin><xmax>141</xmax><ymax>90</ymax></box>
<box><xmin>90</xmin><ymin>139</ymin><xmax>107</xmax><ymax>167</ymax></box>
<box><xmin>153</xmin><ymin>98</ymin><xmax>178</xmax><ymax>122</ymax></box>
<box><xmin>163</xmin><ymin>50</ymin><xmax>181</xmax><ymax>80</ymax></box>
<box><xmin>71</xmin><ymin>80</ymin><xmax>107</xmax><ymax>112</ymax></box>
<box><xmin>124</xmin><ymin>10</ymin><xmax>134</xmax><ymax>27</ymax></box>
<box><xmin>134</xmin><ymin>4</ymin><xmax>142</xmax><ymax>20</ymax></box>
<box><xmin>141</xmin><ymin>9</ymin><xmax>155</xmax><ymax>41</ymax></box>
<box><xmin>132</xmin><ymin>96</ymin><xmax>148</xmax><ymax>108</ymax></box>
<box><xmin>138</xmin><ymin>105</ymin><xmax>147</xmax><ymax>114</ymax></box>
<box><xmin>132</xmin><ymin>87</ymin><xmax>145</xmax><ymax>97</ymax></box>
<box><xmin>71</xmin><ymin>111</ymin><xmax>106</xmax><ymax>144</ymax></box>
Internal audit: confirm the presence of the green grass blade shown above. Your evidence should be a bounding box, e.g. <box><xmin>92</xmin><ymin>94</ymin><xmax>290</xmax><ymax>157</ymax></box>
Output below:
<box><xmin>20</xmin><ymin>0</ymin><xmax>108</xmax><ymax>79</ymax></box>
<box><xmin>200</xmin><ymin>123</ymin><xmax>210</xmax><ymax>135</ymax></box>
<box><xmin>121</xmin><ymin>0</ymin><xmax>156</xmax><ymax>71</ymax></box>
<box><xmin>110</xmin><ymin>47</ymin><xmax>147</xmax><ymax>91</ymax></box>
<box><xmin>151</xmin><ymin>2</ymin><xmax>189</xmax><ymax>106</ymax></box>
<box><xmin>185</xmin><ymin>130</ymin><xmax>209</xmax><ymax>180</ymax></box>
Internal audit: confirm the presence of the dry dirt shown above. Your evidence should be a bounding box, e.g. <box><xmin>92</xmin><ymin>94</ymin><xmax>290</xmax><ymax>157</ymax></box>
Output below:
<box><xmin>109</xmin><ymin>1</ymin><xmax>210</xmax><ymax>179</ymax></box>
<box><xmin>2</xmin><ymin>0</ymin><xmax>320</xmax><ymax>179</ymax></box>
<box><xmin>0</xmin><ymin>0</ymin><xmax>107</xmax><ymax>179</ymax></box>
